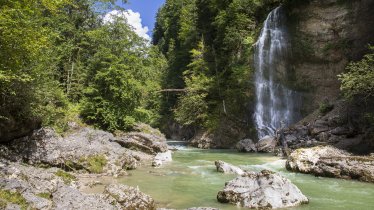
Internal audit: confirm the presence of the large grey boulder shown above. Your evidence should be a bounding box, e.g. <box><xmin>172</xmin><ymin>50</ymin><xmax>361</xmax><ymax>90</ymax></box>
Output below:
<box><xmin>236</xmin><ymin>139</ymin><xmax>257</xmax><ymax>152</ymax></box>
<box><xmin>115</xmin><ymin>124</ymin><xmax>168</xmax><ymax>155</ymax></box>
<box><xmin>104</xmin><ymin>184</ymin><xmax>156</xmax><ymax>210</ymax></box>
<box><xmin>256</xmin><ymin>136</ymin><xmax>277</xmax><ymax>153</ymax></box>
<box><xmin>0</xmin><ymin>127</ymin><xmax>138</xmax><ymax>176</ymax></box>
<box><xmin>286</xmin><ymin>146</ymin><xmax>374</xmax><ymax>182</ymax></box>
<box><xmin>0</xmin><ymin>160</ymin><xmax>70</xmax><ymax>210</ymax></box>
<box><xmin>214</xmin><ymin>160</ymin><xmax>245</xmax><ymax>175</ymax></box>
<box><xmin>217</xmin><ymin>170</ymin><xmax>308</xmax><ymax>209</ymax></box>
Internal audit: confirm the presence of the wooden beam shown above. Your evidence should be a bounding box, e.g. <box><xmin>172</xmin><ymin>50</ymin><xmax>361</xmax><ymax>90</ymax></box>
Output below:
<box><xmin>158</xmin><ymin>89</ymin><xmax>188</xmax><ymax>93</ymax></box>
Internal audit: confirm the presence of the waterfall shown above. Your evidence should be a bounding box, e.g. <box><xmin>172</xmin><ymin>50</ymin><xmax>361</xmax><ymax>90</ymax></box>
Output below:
<box><xmin>254</xmin><ymin>7</ymin><xmax>301</xmax><ymax>139</ymax></box>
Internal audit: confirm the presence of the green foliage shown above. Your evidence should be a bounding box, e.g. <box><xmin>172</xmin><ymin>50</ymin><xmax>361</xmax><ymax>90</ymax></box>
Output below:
<box><xmin>0</xmin><ymin>0</ymin><xmax>69</xmax><ymax>130</ymax></box>
<box><xmin>0</xmin><ymin>189</ymin><xmax>28</xmax><ymax>210</ymax></box>
<box><xmin>84</xmin><ymin>155</ymin><xmax>108</xmax><ymax>173</ymax></box>
<box><xmin>174</xmin><ymin>42</ymin><xmax>212</xmax><ymax>126</ymax></box>
<box><xmin>1</xmin><ymin>0</ymin><xmax>167</xmax><ymax>137</ymax></box>
<box><xmin>81</xmin><ymin>15</ymin><xmax>166</xmax><ymax>131</ymax></box>
<box><xmin>36</xmin><ymin>192</ymin><xmax>52</xmax><ymax>200</ymax></box>
<box><xmin>323</xmin><ymin>39</ymin><xmax>351</xmax><ymax>54</ymax></box>
<box><xmin>55</xmin><ymin>170</ymin><xmax>77</xmax><ymax>184</ymax></box>
<box><xmin>319</xmin><ymin>101</ymin><xmax>334</xmax><ymax>115</ymax></box>
<box><xmin>338</xmin><ymin>46</ymin><xmax>374</xmax><ymax>99</ymax></box>
<box><xmin>290</xmin><ymin>33</ymin><xmax>314</xmax><ymax>61</ymax></box>
<box><xmin>153</xmin><ymin>0</ymin><xmax>199</xmax><ymax>124</ymax></box>
<box><xmin>155</xmin><ymin>0</ymin><xmax>263</xmax><ymax>130</ymax></box>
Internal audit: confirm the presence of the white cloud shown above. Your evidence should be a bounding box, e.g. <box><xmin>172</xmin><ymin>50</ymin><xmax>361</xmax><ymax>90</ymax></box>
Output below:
<box><xmin>104</xmin><ymin>10</ymin><xmax>151</xmax><ymax>41</ymax></box>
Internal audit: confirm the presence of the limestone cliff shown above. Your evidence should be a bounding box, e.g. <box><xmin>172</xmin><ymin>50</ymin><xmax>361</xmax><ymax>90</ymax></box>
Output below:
<box><xmin>285</xmin><ymin>0</ymin><xmax>374</xmax><ymax>114</ymax></box>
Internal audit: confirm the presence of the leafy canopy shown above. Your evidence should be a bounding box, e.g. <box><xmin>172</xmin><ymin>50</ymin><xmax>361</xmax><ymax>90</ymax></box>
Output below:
<box><xmin>339</xmin><ymin>46</ymin><xmax>374</xmax><ymax>99</ymax></box>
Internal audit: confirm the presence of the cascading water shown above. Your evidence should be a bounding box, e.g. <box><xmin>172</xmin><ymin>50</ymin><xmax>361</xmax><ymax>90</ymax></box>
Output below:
<box><xmin>254</xmin><ymin>7</ymin><xmax>301</xmax><ymax>139</ymax></box>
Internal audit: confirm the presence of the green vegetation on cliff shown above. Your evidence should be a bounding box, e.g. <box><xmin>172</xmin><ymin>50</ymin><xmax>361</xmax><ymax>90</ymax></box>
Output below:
<box><xmin>339</xmin><ymin>46</ymin><xmax>374</xmax><ymax>99</ymax></box>
<box><xmin>154</xmin><ymin>0</ymin><xmax>282</xmax><ymax>131</ymax></box>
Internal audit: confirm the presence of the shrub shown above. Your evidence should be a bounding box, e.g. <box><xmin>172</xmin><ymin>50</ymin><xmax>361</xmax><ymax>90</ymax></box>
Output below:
<box><xmin>338</xmin><ymin>46</ymin><xmax>374</xmax><ymax>99</ymax></box>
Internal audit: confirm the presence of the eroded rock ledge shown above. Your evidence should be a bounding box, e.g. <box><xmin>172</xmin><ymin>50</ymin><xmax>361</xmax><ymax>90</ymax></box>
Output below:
<box><xmin>0</xmin><ymin>124</ymin><xmax>171</xmax><ymax>209</ymax></box>
<box><xmin>0</xmin><ymin>127</ymin><xmax>139</xmax><ymax>177</ymax></box>
<box><xmin>0</xmin><ymin>160</ymin><xmax>155</xmax><ymax>210</ymax></box>
<box><xmin>286</xmin><ymin>146</ymin><xmax>374</xmax><ymax>183</ymax></box>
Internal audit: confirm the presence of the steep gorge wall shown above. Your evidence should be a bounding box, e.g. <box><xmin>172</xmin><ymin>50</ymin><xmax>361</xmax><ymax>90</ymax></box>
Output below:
<box><xmin>285</xmin><ymin>0</ymin><xmax>374</xmax><ymax>114</ymax></box>
<box><xmin>172</xmin><ymin>0</ymin><xmax>374</xmax><ymax>148</ymax></box>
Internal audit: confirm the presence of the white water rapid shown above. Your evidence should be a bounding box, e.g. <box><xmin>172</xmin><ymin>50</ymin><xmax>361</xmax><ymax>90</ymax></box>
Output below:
<box><xmin>254</xmin><ymin>7</ymin><xmax>301</xmax><ymax>139</ymax></box>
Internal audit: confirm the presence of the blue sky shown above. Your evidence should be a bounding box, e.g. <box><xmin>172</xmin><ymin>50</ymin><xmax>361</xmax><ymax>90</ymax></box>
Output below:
<box><xmin>117</xmin><ymin>0</ymin><xmax>165</xmax><ymax>36</ymax></box>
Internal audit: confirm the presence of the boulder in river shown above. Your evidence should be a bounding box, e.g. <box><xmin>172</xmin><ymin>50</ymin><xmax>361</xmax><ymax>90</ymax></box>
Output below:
<box><xmin>236</xmin><ymin>139</ymin><xmax>257</xmax><ymax>152</ymax></box>
<box><xmin>256</xmin><ymin>136</ymin><xmax>277</xmax><ymax>153</ymax></box>
<box><xmin>114</xmin><ymin>123</ymin><xmax>168</xmax><ymax>155</ymax></box>
<box><xmin>217</xmin><ymin>170</ymin><xmax>308</xmax><ymax>209</ymax></box>
<box><xmin>152</xmin><ymin>150</ymin><xmax>172</xmax><ymax>167</ymax></box>
<box><xmin>286</xmin><ymin>146</ymin><xmax>374</xmax><ymax>183</ymax></box>
<box><xmin>214</xmin><ymin>160</ymin><xmax>245</xmax><ymax>175</ymax></box>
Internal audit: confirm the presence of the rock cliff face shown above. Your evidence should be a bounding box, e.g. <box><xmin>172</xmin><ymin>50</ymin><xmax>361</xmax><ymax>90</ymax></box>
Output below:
<box><xmin>285</xmin><ymin>0</ymin><xmax>374</xmax><ymax>113</ymax></box>
<box><xmin>0</xmin><ymin>117</ymin><xmax>40</xmax><ymax>143</ymax></box>
<box><xmin>283</xmin><ymin>99</ymin><xmax>374</xmax><ymax>154</ymax></box>
<box><xmin>187</xmin><ymin>0</ymin><xmax>374</xmax><ymax>148</ymax></box>
<box><xmin>189</xmin><ymin>117</ymin><xmax>249</xmax><ymax>149</ymax></box>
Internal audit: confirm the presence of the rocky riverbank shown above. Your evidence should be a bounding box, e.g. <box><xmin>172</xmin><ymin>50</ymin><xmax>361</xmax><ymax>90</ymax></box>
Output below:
<box><xmin>0</xmin><ymin>160</ymin><xmax>156</xmax><ymax>209</ymax></box>
<box><xmin>0</xmin><ymin>123</ymin><xmax>171</xmax><ymax>209</ymax></box>
<box><xmin>279</xmin><ymin>99</ymin><xmax>374</xmax><ymax>154</ymax></box>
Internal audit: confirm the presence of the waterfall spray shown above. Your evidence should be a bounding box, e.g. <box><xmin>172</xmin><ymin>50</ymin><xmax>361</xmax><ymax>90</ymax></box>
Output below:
<box><xmin>253</xmin><ymin>7</ymin><xmax>301</xmax><ymax>139</ymax></box>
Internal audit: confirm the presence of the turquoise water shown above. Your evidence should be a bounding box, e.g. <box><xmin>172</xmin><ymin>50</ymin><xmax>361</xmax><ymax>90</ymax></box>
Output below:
<box><xmin>89</xmin><ymin>148</ymin><xmax>374</xmax><ymax>209</ymax></box>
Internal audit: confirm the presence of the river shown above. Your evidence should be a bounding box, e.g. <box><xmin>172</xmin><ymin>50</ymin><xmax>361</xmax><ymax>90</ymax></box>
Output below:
<box><xmin>86</xmin><ymin>145</ymin><xmax>374</xmax><ymax>209</ymax></box>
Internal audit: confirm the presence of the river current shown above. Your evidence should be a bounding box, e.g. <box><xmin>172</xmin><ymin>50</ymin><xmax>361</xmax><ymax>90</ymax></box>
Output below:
<box><xmin>87</xmin><ymin>146</ymin><xmax>374</xmax><ymax>209</ymax></box>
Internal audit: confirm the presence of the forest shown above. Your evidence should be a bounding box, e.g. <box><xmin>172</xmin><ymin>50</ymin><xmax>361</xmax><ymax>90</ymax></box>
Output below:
<box><xmin>0</xmin><ymin>0</ymin><xmax>166</xmax><ymax>137</ymax></box>
<box><xmin>1</xmin><ymin>0</ymin><xmax>374</xmax><ymax>209</ymax></box>
<box><xmin>1</xmin><ymin>0</ymin><xmax>372</xmax><ymax>138</ymax></box>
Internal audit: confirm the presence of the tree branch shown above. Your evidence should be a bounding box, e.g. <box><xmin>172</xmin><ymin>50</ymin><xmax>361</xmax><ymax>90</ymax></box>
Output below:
<box><xmin>158</xmin><ymin>89</ymin><xmax>188</xmax><ymax>93</ymax></box>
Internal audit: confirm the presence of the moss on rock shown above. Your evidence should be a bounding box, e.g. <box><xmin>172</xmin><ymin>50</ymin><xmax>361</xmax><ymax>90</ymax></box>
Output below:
<box><xmin>55</xmin><ymin>170</ymin><xmax>77</xmax><ymax>184</ymax></box>
<box><xmin>36</xmin><ymin>192</ymin><xmax>52</xmax><ymax>200</ymax></box>
<box><xmin>85</xmin><ymin>155</ymin><xmax>108</xmax><ymax>174</ymax></box>
<box><xmin>0</xmin><ymin>189</ymin><xmax>28</xmax><ymax>210</ymax></box>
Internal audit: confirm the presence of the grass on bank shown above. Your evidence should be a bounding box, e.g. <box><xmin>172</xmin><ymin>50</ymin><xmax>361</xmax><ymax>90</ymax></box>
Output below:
<box><xmin>0</xmin><ymin>189</ymin><xmax>28</xmax><ymax>210</ymax></box>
